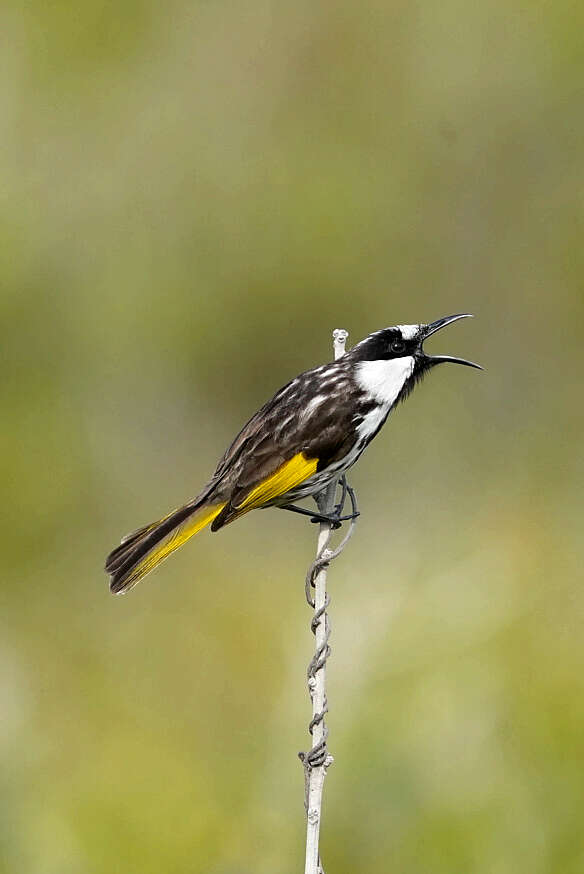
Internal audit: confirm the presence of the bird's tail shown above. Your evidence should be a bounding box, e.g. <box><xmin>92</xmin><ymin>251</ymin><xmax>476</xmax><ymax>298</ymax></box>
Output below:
<box><xmin>105</xmin><ymin>497</ymin><xmax>226</xmax><ymax>595</ymax></box>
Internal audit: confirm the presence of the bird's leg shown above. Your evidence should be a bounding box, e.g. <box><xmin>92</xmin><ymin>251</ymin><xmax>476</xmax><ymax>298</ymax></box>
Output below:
<box><xmin>320</xmin><ymin>476</ymin><xmax>359</xmax><ymax>528</ymax></box>
<box><xmin>332</xmin><ymin>474</ymin><xmax>348</xmax><ymax>518</ymax></box>
<box><xmin>279</xmin><ymin>477</ymin><xmax>359</xmax><ymax>530</ymax></box>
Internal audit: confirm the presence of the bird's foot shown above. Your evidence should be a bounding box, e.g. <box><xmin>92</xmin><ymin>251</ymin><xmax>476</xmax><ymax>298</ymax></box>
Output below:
<box><xmin>279</xmin><ymin>476</ymin><xmax>360</xmax><ymax>530</ymax></box>
<box><xmin>279</xmin><ymin>503</ymin><xmax>359</xmax><ymax>530</ymax></box>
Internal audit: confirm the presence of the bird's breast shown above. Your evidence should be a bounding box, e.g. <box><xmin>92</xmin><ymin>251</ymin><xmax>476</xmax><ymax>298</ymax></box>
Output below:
<box><xmin>354</xmin><ymin>401</ymin><xmax>391</xmax><ymax>443</ymax></box>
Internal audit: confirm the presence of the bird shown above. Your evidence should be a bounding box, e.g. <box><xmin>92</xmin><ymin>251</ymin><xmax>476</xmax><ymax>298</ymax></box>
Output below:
<box><xmin>105</xmin><ymin>313</ymin><xmax>481</xmax><ymax>594</ymax></box>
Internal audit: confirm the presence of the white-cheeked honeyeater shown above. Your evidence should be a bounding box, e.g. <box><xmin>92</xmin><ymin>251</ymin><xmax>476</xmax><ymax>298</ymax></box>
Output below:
<box><xmin>106</xmin><ymin>314</ymin><xmax>481</xmax><ymax>594</ymax></box>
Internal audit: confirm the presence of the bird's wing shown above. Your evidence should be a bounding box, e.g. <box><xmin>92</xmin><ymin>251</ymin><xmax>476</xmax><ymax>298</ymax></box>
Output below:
<box><xmin>235</xmin><ymin>451</ymin><xmax>318</xmax><ymax>511</ymax></box>
<box><xmin>209</xmin><ymin>383</ymin><xmax>360</xmax><ymax>531</ymax></box>
<box><xmin>209</xmin><ymin>379</ymin><xmax>299</xmax><ymax>484</ymax></box>
<box><xmin>210</xmin><ymin>444</ymin><xmax>319</xmax><ymax>530</ymax></box>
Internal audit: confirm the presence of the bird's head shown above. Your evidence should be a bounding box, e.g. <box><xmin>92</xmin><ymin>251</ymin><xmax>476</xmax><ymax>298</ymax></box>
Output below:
<box><xmin>347</xmin><ymin>313</ymin><xmax>482</xmax><ymax>405</ymax></box>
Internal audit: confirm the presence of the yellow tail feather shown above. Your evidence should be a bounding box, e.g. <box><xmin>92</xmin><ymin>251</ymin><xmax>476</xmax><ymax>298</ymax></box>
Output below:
<box><xmin>109</xmin><ymin>454</ymin><xmax>318</xmax><ymax>593</ymax></box>
<box><xmin>113</xmin><ymin>502</ymin><xmax>225</xmax><ymax>594</ymax></box>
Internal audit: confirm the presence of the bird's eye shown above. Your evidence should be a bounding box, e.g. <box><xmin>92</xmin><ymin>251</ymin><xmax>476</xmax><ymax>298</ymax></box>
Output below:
<box><xmin>391</xmin><ymin>340</ymin><xmax>406</xmax><ymax>354</ymax></box>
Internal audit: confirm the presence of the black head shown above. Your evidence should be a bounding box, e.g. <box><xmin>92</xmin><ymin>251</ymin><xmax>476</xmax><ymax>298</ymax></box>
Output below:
<box><xmin>349</xmin><ymin>313</ymin><xmax>482</xmax><ymax>372</ymax></box>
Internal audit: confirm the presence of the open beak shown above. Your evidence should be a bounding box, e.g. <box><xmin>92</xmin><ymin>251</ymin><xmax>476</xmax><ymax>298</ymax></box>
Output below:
<box><xmin>421</xmin><ymin>313</ymin><xmax>483</xmax><ymax>370</ymax></box>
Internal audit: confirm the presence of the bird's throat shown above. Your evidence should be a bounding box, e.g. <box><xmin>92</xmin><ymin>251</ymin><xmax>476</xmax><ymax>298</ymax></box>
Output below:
<box><xmin>355</xmin><ymin>356</ymin><xmax>415</xmax><ymax>406</ymax></box>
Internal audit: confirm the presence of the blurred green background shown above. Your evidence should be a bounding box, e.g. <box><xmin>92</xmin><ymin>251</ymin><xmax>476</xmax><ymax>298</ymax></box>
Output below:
<box><xmin>2</xmin><ymin>0</ymin><xmax>583</xmax><ymax>871</ymax></box>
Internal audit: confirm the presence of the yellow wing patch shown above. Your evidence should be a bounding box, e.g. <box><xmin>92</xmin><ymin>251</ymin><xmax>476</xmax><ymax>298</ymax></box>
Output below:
<box><xmin>122</xmin><ymin>502</ymin><xmax>226</xmax><ymax>589</ymax></box>
<box><xmin>236</xmin><ymin>452</ymin><xmax>318</xmax><ymax>511</ymax></box>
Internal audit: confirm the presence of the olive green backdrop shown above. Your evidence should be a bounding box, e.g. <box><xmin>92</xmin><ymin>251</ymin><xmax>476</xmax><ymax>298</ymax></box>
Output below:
<box><xmin>2</xmin><ymin>1</ymin><xmax>583</xmax><ymax>871</ymax></box>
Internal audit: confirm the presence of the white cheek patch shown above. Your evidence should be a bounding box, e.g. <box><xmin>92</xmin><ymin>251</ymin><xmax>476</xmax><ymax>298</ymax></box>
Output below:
<box><xmin>397</xmin><ymin>324</ymin><xmax>420</xmax><ymax>340</ymax></box>
<box><xmin>356</xmin><ymin>356</ymin><xmax>415</xmax><ymax>406</ymax></box>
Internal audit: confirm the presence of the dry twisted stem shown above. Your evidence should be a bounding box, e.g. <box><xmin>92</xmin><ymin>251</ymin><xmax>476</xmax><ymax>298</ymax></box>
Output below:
<box><xmin>299</xmin><ymin>481</ymin><xmax>358</xmax><ymax>873</ymax></box>
<box><xmin>300</xmin><ymin>328</ymin><xmax>358</xmax><ymax>874</ymax></box>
